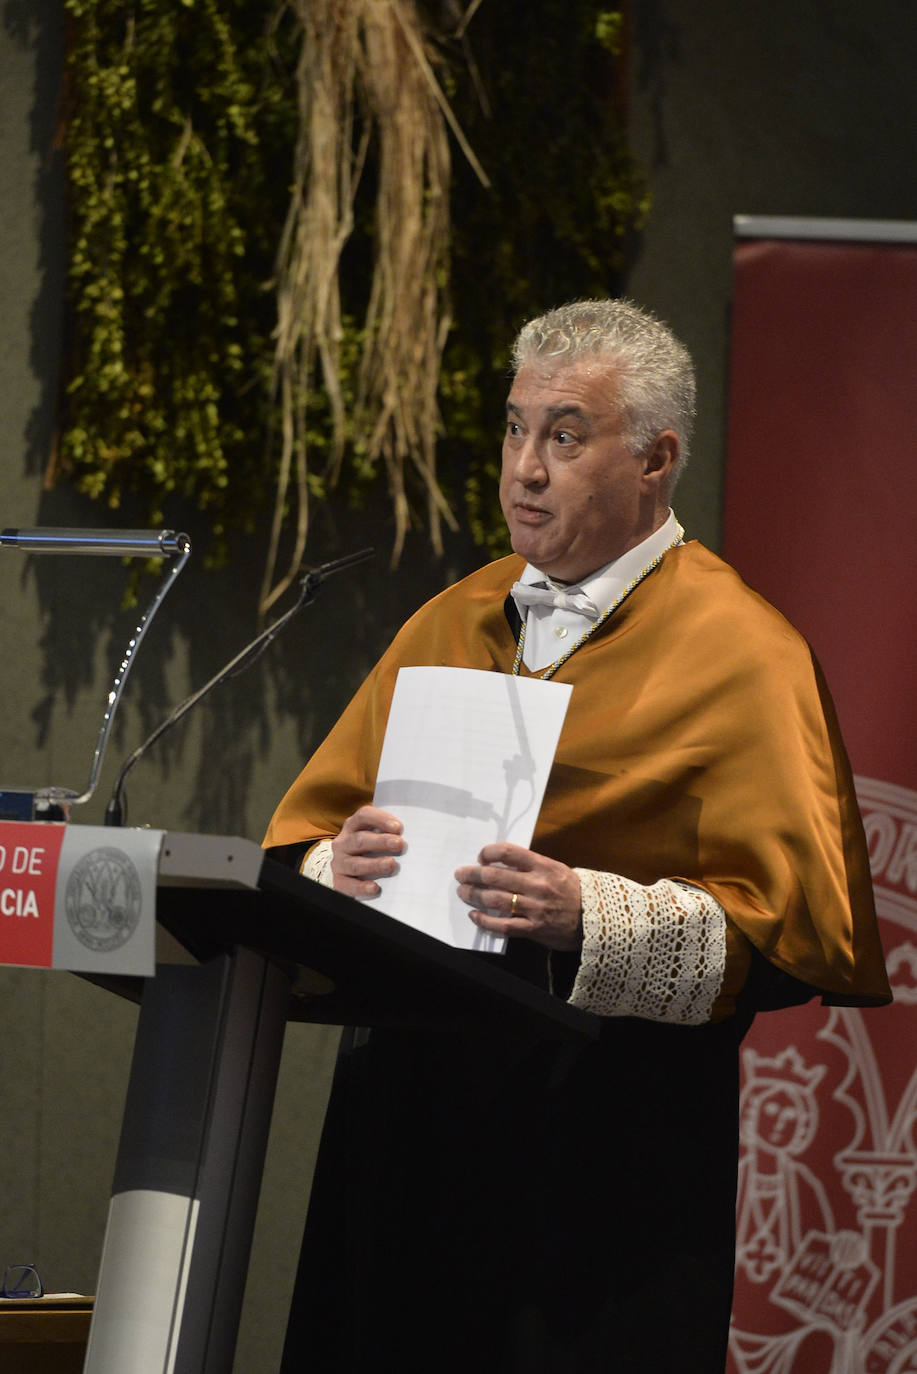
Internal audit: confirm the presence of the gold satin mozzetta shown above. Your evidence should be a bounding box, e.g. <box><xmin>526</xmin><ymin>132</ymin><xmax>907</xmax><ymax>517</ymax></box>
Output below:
<box><xmin>265</xmin><ymin>542</ymin><xmax>891</xmax><ymax>1009</ymax></box>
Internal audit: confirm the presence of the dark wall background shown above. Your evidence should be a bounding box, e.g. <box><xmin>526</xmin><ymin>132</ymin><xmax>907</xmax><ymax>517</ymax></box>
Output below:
<box><xmin>626</xmin><ymin>0</ymin><xmax>915</xmax><ymax>550</ymax></box>
<box><xmin>0</xmin><ymin>1</ymin><xmax>913</xmax><ymax>1368</ymax></box>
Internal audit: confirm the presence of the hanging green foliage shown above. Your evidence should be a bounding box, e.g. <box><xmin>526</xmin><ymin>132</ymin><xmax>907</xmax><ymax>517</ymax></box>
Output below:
<box><xmin>57</xmin><ymin>0</ymin><xmax>299</xmax><ymax>559</ymax></box>
<box><xmin>56</xmin><ymin>0</ymin><xmax>649</xmax><ymax>591</ymax></box>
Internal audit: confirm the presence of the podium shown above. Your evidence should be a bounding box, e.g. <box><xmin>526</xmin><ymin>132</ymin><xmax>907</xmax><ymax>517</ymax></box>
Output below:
<box><xmin>82</xmin><ymin>834</ymin><xmax>598</xmax><ymax>1373</ymax></box>
<box><xmin>0</xmin><ymin>1298</ymin><xmax>93</xmax><ymax>1373</ymax></box>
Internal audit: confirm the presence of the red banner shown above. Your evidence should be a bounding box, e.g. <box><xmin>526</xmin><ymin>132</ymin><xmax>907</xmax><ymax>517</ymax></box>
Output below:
<box><xmin>0</xmin><ymin>821</ymin><xmax>66</xmax><ymax>967</ymax></box>
<box><xmin>723</xmin><ymin>230</ymin><xmax>917</xmax><ymax>1373</ymax></box>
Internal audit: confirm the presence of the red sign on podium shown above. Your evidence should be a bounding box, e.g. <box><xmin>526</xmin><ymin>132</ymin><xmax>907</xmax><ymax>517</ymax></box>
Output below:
<box><xmin>0</xmin><ymin>821</ymin><xmax>66</xmax><ymax>968</ymax></box>
<box><xmin>0</xmin><ymin>820</ymin><xmax>160</xmax><ymax>976</ymax></box>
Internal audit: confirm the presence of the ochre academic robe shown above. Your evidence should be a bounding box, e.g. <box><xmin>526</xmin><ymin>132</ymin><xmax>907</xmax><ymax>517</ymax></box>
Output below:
<box><xmin>267</xmin><ymin>541</ymin><xmax>889</xmax><ymax>1374</ymax></box>
<box><xmin>266</xmin><ymin>540</ymin><xmax>890</xmax><ymax>1010</ymax></box>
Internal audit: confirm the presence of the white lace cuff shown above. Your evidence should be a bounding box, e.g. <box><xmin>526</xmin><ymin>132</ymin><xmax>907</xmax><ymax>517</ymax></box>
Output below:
<box><xmin>569</xmin><ymin>871</ymin><xmax>727</xmax><ymax>1025</ymax></box>
<box><xmin>302</xmin><ymin>838</ymin><xmax>334</xmax><ymax>887</ymax></box>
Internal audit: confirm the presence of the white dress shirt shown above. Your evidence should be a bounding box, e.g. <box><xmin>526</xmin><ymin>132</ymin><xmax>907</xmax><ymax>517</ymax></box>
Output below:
<box><xmin>512</xmin><ymin>509</ymin><xmax>683</xmax><ymax>671</ymax></box>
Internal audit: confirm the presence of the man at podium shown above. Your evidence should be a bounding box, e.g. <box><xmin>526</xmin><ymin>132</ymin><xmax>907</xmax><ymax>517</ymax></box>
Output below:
<box><xmin>265</xmin><ymin>299</ymin><xmax>889</xmax><ymax>1372</ymax></box>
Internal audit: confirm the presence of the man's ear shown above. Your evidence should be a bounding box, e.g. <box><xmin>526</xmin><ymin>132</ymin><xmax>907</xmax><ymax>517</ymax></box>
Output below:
<box><xmin>641</xmin><ymin>430</ymin><xmax>680</xmax><ymax>492</ymax></box>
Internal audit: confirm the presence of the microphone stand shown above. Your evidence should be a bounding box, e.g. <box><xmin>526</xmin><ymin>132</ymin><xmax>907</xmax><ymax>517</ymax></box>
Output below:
<box><xmin>0</xmin><ymin>528</ymin><xmax>191</xmax><ymax>816</ymax></box>
<box><xmin>104</xmin><ymin>548</ymin><xmax>373</xmax><ymax>826</ymax></box>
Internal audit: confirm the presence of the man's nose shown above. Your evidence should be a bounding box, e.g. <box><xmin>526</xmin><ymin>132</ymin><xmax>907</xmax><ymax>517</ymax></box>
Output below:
<box><xmin>513</xmin><ymin>437</ymin><xmax>548</xmax><ymax>485</ymax></box>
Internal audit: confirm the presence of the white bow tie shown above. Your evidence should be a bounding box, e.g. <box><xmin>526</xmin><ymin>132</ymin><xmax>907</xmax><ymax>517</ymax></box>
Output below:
<box><xmin>510</xmin><ymin>581</ymin><xmax>600</xmax><ymax>619</ymax></box>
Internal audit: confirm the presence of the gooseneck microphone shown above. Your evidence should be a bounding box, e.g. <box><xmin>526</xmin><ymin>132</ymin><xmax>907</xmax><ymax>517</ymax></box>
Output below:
<box><xmin>104</xmin><ymin>548</ymin><xmax>374</xmax><ymax>826</ymax></box>
<box><xmin>1</xmin><ymin>528</ymin><xmax>191</xmax><ymax>815</ymax></box>
<box><xmin>0</xmin><ymin>528</ymin><xmax>189</xmax><ymax>556</ymax></box>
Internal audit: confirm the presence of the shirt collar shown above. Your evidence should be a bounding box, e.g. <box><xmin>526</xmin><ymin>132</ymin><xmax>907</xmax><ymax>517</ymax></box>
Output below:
<box><xmin>518</xmin><ymin>509</ymin><xmax>683</xmax><ymax>607</ymax></box>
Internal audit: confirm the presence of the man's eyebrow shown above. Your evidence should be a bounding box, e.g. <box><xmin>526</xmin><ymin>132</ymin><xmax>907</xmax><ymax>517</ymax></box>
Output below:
<box><xmin>545</xmin><ymin>403</ymin><xmax>590</xmax><ymax>424</ymax></box>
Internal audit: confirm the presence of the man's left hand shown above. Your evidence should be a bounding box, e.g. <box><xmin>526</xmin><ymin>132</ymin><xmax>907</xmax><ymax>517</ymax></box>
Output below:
<box><xmin>454</xmin><ymin>843</ymin><xmax>582</xmax><ymax>951</ymax></box>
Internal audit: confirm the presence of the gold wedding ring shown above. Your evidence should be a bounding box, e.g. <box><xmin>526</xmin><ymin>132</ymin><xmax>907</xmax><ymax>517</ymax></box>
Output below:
<box><xmin>510</xmin><ymin>892</ymin><xmax>519</xmax><ymax>916</ymax></box>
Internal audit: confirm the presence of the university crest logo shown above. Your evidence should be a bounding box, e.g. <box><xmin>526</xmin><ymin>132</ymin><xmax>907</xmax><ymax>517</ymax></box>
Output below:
<box><xmin>65</xmin><ymin>845</ymin><xmax>142</xmax><ymax>952</ymax></box>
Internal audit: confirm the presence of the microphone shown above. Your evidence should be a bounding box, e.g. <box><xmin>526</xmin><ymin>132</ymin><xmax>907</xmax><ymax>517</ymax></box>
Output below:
<box><xmin>2</xmin><ymin>528</ymin><xmax>192</xmax><ymax>814</ymax></box>
<box><xmin>104</xmin><ymin>548</ymin><xmax>374</xmax><ymax>826</ymax></box>
<box><xmin>1</xmin><ymin>528</ymin><xmax>189</xmax><ymax>557</ymax></box>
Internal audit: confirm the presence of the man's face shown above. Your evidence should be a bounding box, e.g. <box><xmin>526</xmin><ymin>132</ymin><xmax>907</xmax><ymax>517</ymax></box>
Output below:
<box><xmin>499</xmin><ymin>359</ymin><xmax>674</xmax><ymax>583</ymax></box>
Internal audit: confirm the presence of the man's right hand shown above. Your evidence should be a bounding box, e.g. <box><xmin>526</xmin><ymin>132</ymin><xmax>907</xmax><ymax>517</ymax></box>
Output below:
<box><xmin>330</xmin><ymin>805</ymin><xmax>405</xmax><ymax>898</ymax></box>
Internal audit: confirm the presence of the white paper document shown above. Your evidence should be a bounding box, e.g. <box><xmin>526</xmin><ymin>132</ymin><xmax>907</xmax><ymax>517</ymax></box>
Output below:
<box><xmin>366</xmin><ymin>666</ymin><xmax>572</xmax><ymax>952</ymax></box>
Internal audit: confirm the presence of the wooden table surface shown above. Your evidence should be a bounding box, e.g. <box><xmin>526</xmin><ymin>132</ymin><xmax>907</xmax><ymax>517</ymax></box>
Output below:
<box><xmin>0</xmin><ymin>1299</ymin><xmax>93</xmax><ymax>1373</ymax></box>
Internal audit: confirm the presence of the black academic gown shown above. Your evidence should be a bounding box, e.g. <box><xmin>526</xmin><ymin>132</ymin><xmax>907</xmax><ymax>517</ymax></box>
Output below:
<box><xmin>279</xmin><ymin>942</ymin><xmax>760</xmax><ymax>1374</ymax></box>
